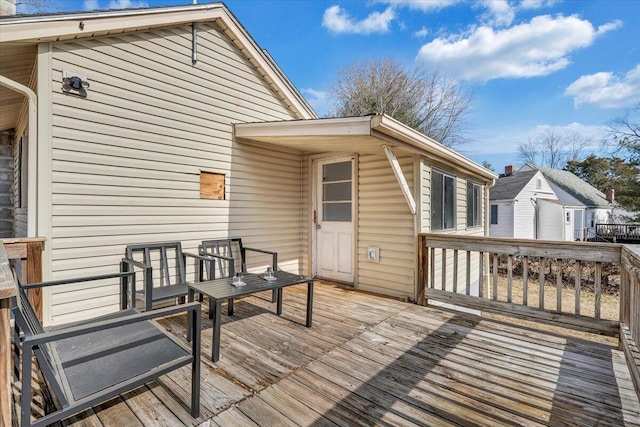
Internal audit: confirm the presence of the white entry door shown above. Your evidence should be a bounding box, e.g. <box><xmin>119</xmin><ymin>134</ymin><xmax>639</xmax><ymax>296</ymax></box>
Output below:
<box><xmin>315</xmin><ymin>158</ymin><xmax>354</xmax><ymax>283</ymax></box>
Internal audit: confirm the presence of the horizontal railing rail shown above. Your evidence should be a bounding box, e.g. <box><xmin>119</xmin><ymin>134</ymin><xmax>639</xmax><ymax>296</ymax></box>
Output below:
<box><xmin>418</xmin><ymin>233</ymin><xmax>622</xmax><ymax>336</ymax></box>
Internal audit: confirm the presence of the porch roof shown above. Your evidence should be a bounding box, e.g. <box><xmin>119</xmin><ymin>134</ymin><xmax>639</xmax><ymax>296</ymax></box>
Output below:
<box><xmin>235</xmin><ymin>114</ymin><xmax>498</xmax><ymax>181</ymax></box>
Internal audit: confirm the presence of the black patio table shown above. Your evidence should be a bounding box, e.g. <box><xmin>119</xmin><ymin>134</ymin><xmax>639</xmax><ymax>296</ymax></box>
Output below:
<box><xmin>187</xmin><ymin>270</ymin><xmax>314</xmax><ymax>362</ymax></box>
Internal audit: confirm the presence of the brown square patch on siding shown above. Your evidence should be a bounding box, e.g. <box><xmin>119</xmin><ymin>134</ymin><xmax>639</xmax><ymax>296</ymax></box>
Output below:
<box><xmin>200</xmin><ymin>172</ymin><xmax>225</xmax><ymax>200</ymax></box>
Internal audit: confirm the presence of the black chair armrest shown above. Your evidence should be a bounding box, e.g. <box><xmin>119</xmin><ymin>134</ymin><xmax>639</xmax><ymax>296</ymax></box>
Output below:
<box><xmin>183</xmin><ymin>251</ymin><xmax>219</xmax><ymax>262</ymax></box>
<box><xmin>20</xmin><ymin>271</ymin><xmax>136</xmax><ymax>290</ymax></box>
<box><xmin>243</xmin><ymin>247</ymin><xmax>277</xmax><ymax>256</ymax></box>
<box><xmin>121</xmin><ymin>258</ymin><xmax>150</xmax><ymax>271</ymax></box>
<box><xmin>23</xmin><ymin>302</ymin><xmax>201</xmax><ymax>346</ymax></box>
<box><xmin>243</xmin><ymin>247</ymin><xmax>278</xmax><ymax>270</ymax></box>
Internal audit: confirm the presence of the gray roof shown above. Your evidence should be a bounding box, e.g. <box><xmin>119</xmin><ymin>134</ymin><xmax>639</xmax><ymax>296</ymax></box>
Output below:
<box><xmin>527</xmin><ymin>164</ymin><xmax>612</xmax><ymax>208</ymax></box>
<box><xmin>490</xmin><ymin>170</ymin><xmax>538</xmax><ymax>200</ymax></box>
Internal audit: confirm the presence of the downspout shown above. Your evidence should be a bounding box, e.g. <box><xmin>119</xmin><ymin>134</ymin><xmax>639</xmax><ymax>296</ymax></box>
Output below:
<box><xmin>0</xmin><ymin>76</ymin><xmax>37</xmax><ymax>237</ymax></box>
<box><xmin>530</xmin><ymin>198</ymin><xmax>538</xmax><ymax>239</ymax></box>
<box><xmin>484</xmin><ymin>178</ymin><xmax>496</xmax><ymax>297</ymax></box>
<box><xmin>191</xmin><ymin>0</ymin><xmax>197</xmax><ymax>64</ymax></box>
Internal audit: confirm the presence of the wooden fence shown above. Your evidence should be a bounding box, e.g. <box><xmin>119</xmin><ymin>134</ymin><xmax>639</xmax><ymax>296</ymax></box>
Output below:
<box><xmin>620</xmin><ymin>245</ymin><xmax>640</xmax><ymax>398</ymax></box>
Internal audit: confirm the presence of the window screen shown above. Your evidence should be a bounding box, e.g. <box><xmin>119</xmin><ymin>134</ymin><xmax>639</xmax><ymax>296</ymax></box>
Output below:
<box><xmin>431</xmin><ymin>170</ymin><xmax>455</xmax><ymax>231</ymax></box>
<box><xmin>322</xmin><ymin>161</ymin><xmax>352</xmax><ymax>222</ymax></box>
<box><xmin>466</xmin><ymin>181</ymin><xmax>482</xmax><ymax>227</ymax></box>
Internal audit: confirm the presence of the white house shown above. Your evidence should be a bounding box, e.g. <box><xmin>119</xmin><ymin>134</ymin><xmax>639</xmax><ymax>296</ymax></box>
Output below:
<box><xmin>0</xmin><ymin>3</ymin><xmax>496</xmax><ymax>326</ymax></box>
<box><xmin>520</xmin><ymin>164</ymin><xmax>614</xmax><ymax>240</ymax></box>
<box><xmin>489</xmin><ymin>166</ymin><xmax>557</xmax><ymax>239</ymax></box>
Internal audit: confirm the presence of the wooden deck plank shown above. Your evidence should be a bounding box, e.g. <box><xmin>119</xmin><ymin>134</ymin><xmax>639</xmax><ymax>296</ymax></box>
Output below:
<box><xmin>15</xmin><ymin>282</ymin><xmax>640</xmax><ymax>427</ymax></box>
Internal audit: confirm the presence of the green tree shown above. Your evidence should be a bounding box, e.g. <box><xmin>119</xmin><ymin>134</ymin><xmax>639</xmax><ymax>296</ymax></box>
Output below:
<box><xmin>329</xmin><ymin>57</ymin><xmax>474</xmax><ymax>148</ymax></box>
<box><xmin>565</xmin><ymin>155</ymin><xmax>640</xmax><ymax>220</ymax></box>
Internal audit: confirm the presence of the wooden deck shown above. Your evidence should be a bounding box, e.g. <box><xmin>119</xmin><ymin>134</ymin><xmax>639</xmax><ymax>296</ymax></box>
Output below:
<box><xmin>15</xmin><ymin>282</ymin><xmax>640</xmax><ymax>426</ymax></box>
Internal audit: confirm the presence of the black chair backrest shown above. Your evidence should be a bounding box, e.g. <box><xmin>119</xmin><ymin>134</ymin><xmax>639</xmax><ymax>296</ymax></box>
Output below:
<box><xmin>200</xmin><ymin>238</ymin><xmax>245</xmax><ymax>279</ymax></box>
<box><xmin>125</xmin><ymin>242</ymin><xmax>186</xmax><ymax>286</ymax></box>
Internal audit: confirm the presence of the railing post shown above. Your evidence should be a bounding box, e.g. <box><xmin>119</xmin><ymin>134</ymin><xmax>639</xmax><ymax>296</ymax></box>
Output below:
<box><xmin>417</xmin><ymin>235</ymin><xmax>427</xmax><ymax>306</ymax></box>
<box><xmin>0</xmin><ymin>243</ymin><xmax>15</xmax><ymax>427</ymax></box>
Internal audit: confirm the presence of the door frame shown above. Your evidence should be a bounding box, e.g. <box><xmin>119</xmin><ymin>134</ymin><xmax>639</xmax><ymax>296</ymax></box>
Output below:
<box><xmin>311</xmin><ymin>155</ymin><xmax>357</xmax><ymax>285</ymax></box>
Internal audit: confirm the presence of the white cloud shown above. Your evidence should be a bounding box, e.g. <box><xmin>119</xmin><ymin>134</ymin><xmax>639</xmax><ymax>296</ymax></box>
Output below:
<box><xmin>519</xmin><ymin>0</ymin><xmax>558</xmax><ymax>10</ymax></box>
<box><xmin>107</xmin><ymin>0</ymin><xmax>148</xmax><ymax>9</ymax></box>
<box><xmin>83</xmin><ymin>0</ymin><xmax>99</xmax><ymax>10</ymax></box>
<box><xmin>302</xmin><ymin>88</ymin><xmax>333</xmax><ymax>116</ymax></box>
<box><xmin>378</xmin><ymin>0</ymin><xmax>462</xmax><ymax>12</ymax></box>
<box><xmin>478</xmin><ymin>0</ymin><xmax>515</xmax><ymax>27</ymax></box>
<box><xmin>322</xmin><ymin>5</ymin><xmax>396</xmax><ymax>35</ymax></box>
<box><xmin>565</xmin><ymin>65</ymin><xmax>640</xmax><ymax>109</ymax></box>
<box><xmin>417</xmin><ymin>15</ymin><xmax>621</xmax><ymax>82</ymax></box>
<box><xmin>414</xmin><ymin>27</ymin><xmax>429</xmax><ymax>38</ymax></box>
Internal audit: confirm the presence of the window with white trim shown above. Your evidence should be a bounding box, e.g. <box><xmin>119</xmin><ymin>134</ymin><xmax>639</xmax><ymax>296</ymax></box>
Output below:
<box><xmin>490</xmin><ymin>204</ymin><xmax>498</xmax><ymax>225</ymax></box>
<box><xmin>431</xmin><ymin>170</ymin><xmax>455</xmax><ymax>231</ymax></box>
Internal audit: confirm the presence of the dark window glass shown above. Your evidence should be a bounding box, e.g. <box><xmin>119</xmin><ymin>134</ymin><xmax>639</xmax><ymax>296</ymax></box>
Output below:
<box><xmin>490</xmin><ymin>205</ymin><xmax>498</xmax><ymax>225</ymax></box>
<box><xmin>323</xmin><ymin>203</ymin><xmax>352</xmax><ymax>221</ymax></box>
<box><xmin>431</xmin><ymin>170</ymin><xmax>455</xmax><ymax>231</ymax></box>
<box><xmin>466</xmin><ymin>181</ymin><xmax>483</xmax><ymax>227</ymax></box>
<box><xmin>323</xmin><ymin>161</ymin><xmax>352</xmax><ymax>182</ymax></box>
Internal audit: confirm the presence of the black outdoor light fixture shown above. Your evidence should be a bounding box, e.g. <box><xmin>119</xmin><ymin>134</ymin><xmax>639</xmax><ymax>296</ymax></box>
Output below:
<box><xmin>62</xmin><ymin>75</ymin><xmax>90</xmax><ymax>97</ymax></box>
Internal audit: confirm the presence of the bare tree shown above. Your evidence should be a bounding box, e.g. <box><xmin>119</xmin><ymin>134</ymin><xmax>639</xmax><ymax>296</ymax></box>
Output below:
<box><xmin>607</xmin><ymin>103</ymin><xmax>640</xmax><ymax>162</ymax></box>
<box><xmin>517</xmin><ymin>128</ymin><xmax>590</xmax><ymax>169</ymax></box>
<box><xmin>329</xmin><ymin>57</ymin><xmax>474</xmax><ymax>148</ymax></box>
<box><xmin>517</xmin><ymin>138</ymin><xmax>539</xmax><ymax>166</ymax></box>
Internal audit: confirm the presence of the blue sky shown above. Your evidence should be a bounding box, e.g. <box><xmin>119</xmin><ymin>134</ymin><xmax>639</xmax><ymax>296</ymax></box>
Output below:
<box><xmin>23</xmin><ymin>0</ymin><xmax>640</xmax><ymax>171</ymax></box>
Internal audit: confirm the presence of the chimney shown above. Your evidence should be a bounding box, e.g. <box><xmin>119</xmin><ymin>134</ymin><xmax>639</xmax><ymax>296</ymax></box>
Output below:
<box><xmin>504</xmin><ymin>165</ymin><xmax>515</xmax><ymax>176</ymax></box>
<box><xmin>605</xmin><ymin>188</ymin><xmax>615</xmax><ymax>203</ymax></box>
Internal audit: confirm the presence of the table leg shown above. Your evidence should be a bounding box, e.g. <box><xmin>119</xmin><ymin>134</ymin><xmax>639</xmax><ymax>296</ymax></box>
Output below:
<box><xmin>306</xmin><ymin>280</ymin><xmax>313</xmax><ymax>327</ymax></box>
<box><xmin>187</xmin><ymin>288</ymin><xmax>195</xmax><ymax>342</ymax></box>
<box><xmin>276</xmin><ymin>286</ymin><xmax>283</xmax><ymax>315</ymax></box>
<box><xmin>212</xmin><ymin>299</ymin><xmax>222</xmax><ymax>362</ymax></box>
<box><xmin>228</xmin><ymin>298</ymin><xmax>234</xmax><ymax>316</ymax></box>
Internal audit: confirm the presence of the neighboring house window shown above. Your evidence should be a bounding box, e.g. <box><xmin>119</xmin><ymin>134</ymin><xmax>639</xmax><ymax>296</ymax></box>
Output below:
<box><xmin>466</xmin><ymin>181</ymin><xmax>482</xmax><ymax>227</ymax></box>
<box><xmin>490</xmin><ymin>204</ymin><xmax>498</xmax><ymax>225</ymax></box>
<box><xmin>536</xmin><ymin>178</ymin><xmax>542</xmax><ymax>189</ymax></box>
<box><xmin>566</xmin><ymin>212</ymin><xmax>571</xmax><ymax>223</ymax></box>
<box><xmin>431</xmin><ymin>170</ymin><xmax>455</xmax><ymax>230</ymax></box>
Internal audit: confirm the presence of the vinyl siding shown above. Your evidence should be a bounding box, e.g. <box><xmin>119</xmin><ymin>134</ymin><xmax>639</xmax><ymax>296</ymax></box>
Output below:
<box><xmin>357</xmin><ymin>153</ymin><xmax>415</xmax><ymax>298</ymax></box>
<box><xmin>426</xmin><ymin>166</ymin><xmax>486</xmax><ymax>295</ymax></box>
<box><xmin>513</xmin><ymin>171</ymin><xmax>556</xmax><ymax>239</ymax></box>
<box><xmin>489</xmin><ymin>201</ymin><xmax>513</xmax><ymax>238</ymax></box>
<box><xmin>47</xmin><ymin>23</ymin><xmax>301</xmax><ymax>326</ymax></box>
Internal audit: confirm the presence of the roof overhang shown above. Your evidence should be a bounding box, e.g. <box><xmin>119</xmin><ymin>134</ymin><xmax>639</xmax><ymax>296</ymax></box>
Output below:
<box><xmin>235</xmin><ymin>114</ymin><xmax>498</xmax><ymax>181</ymax></box>
<box><xmin>0</xmin><ymin>3</ymin><xmax>315</xmax><ymax>132</ymax></box>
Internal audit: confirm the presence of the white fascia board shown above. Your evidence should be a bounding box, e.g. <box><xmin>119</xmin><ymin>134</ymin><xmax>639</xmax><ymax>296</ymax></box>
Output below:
<box><xmin>372</xmin><ymin>114</ymin><xmax>498</xmax><ymax>182</ymax></box>
<box><xmin>235</xmin><ymin>116</ymin><xmax>373</xmax><ymax>138</ymax></box>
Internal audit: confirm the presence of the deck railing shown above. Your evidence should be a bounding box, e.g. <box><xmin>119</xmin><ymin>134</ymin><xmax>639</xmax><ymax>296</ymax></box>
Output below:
<box><xmin>418</xmin><ymin>233</ymin><xmax>639</xmax><ymax>399</ymax></box>
<box><xmin>620</xmin><ymin>245</ymin><xmax>640</xmax><ymax>395</ymax></box>
<box><xmin>596</xmin><ymin>223</ymin><xmax>640</xmax><ymax>242</ymax></box>
<box><xmin>418</xmin><ymin>233</ymin><xmax>621</xmax><ymax>334</ymax></box>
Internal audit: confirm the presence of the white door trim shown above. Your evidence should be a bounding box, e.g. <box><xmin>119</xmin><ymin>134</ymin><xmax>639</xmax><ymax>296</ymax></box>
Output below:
<box><xmin>311</xmin><ymin>156</ymin><xmax>356</xmax><ymax>283</ymax></box>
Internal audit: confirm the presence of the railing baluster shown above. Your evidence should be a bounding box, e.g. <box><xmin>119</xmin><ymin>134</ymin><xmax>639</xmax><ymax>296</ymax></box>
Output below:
<box><xmin>556</xmin><ymin>259</ymin><xmax>562</xmax><ymax>313</ymax></box>
<box><xmin>430</xmin><ymin>246</ymin><xmax>435</xmax><ymax>289</ymax></box>
<box><xmin>523</xmin><ymin>256</ymin><xmax>528</xmax><ymax>306</ymax></box>
<box><xmin>539</xmin><ymin>257</ymin><xmax>545</xmax><ymax>310</ymax></box>
<box><xmin>575</xmin><ymin>260</ymin><xmax>581</xmax><ymax>315</ymax></box>
<box><xmin>595</xmin><ymin>261</ymin><xmax>602</xmax><ymax>319</ymax></box>
<box><xmin>466</xmin><ymin>251</ymin><xmax>471</xmax><ymax>296</ymax></box>
<box><xmin>442</xmin><ymin>248</ymin><xmax>447</xmax><ymax>291</ymax></box>
<box><xmin>507</xmin><ymin>255</ymin><xmax>513</xmax><ymax>303</ymax></box>
<box><xmin>478</xmin><ymin>251</ymin><xmax>484</xmax><ymax>298</ymax></box>
<box><xmin>492</xmin><ymin>253</ymin><xmax>498</xmax><ymax>301</ymax></box>
<box><xmin>453</xmin><ymin>249</ymin><xmax>459</xmax><ymax>294</ymax></box>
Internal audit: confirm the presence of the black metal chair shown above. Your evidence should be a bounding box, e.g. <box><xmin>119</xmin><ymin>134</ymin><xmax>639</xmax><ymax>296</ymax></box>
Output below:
<box><xmin>120</xmin><ymin>241</ymin><xmax>210</xmax><ymax>312</ymax></box>
<box><xmin>12</xmin><ymin>272</ymin><xmax>201</xmax><ymax>427</ymax></box>
<box><xmin>198</xmin><ymin>238</ymin><xmax>278</xmax><ymax>318</ymax></box>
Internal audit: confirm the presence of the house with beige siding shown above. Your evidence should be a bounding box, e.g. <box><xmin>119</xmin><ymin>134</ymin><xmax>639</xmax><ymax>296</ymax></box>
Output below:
<box><xmin>0</xmin><ymin>3</ymin><xmax>497</xmax><ymax>326</ymax></box>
